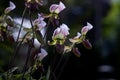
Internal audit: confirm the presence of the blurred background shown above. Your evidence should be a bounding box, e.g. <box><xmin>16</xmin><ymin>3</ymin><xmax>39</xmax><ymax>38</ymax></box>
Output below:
<box><xmin>0</xmin><ymin>0</ymin><xmax>120</xmax><ymax>80</ymax></box>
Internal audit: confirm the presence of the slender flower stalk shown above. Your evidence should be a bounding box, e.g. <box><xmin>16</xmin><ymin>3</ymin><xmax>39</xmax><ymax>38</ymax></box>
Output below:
<box><xmin>21</xmin><ymin>42</ymin><xmax>33</xmax><ymax>80</ymax></box>
<box><xmin>16</xmin><ymin>7</ymin><xmax>27</xmax><ymax>42</ymax></box>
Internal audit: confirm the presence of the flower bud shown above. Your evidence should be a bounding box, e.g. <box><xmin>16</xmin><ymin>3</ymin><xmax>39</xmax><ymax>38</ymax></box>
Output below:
<box><xmin>82</xmin><ymin>39</ymin><xmax>92</xmax><ymax>49</ymax></box>
<box><xmin>72</xmin><ymin>47</ymin><xmax>80</xmax><ymax>57</ymax></box>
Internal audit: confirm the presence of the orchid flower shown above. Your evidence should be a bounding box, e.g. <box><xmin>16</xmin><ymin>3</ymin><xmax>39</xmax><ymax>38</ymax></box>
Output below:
<box><xmin>69</xmin><ymin>22</ymin><xmax>93</xmax><ymax>44</ymax></box>
<box><xmin>48</xmin><ymin>24</ymin><xmax>69</xmax><ymax>45</ymax></box>
<box><xmin>4</xmin><ymin>1</ymin><xmax>16</xmax><ymax>14</ymax></box>
<box><xmin>52</xmin><ymin>24</ymin><xmax>69</xmax><ymax>40</ymax></box>
<box><xmin>34</xmin><ymin>14</ymin><xmax>46</xmax><ymax>31</ymax></box>
<box><xmin>49</xmin><ymin>1</ymin><xmax>65</xmax><ymax>14</ymax></box>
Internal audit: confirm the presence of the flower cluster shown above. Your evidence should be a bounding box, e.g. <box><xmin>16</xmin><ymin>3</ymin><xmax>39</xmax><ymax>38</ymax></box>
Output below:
<box><xmin>0</xmin><ymin>1</ymin><xmax>93</xmax><ymax>80</ymax></box>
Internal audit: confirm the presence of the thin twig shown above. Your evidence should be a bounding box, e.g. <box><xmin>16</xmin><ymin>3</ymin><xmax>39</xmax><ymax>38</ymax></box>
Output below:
<box><xmin>43</xmin><ymin>18</ymin><xmax>51</xmax><ymax>42</ymax></box>
<box><xmin>29</xmin><ymin>10</ymin><xmax>35</xmax><ymax>43</ymax></box>
<box><xmin>8</xmin><ymin>7</ymin><xmax>27</xmax><ymax>69</ymax></box>
<box><xmin>57</xmin><ymin>54</ymin><xmax>70</xmax><ymax>80</ymax></box>
<box><xmin>7</xmin><ymin>32</ymin><xmax>30</xmax><ymax>79</ymax></box>
<box><xmin>49</xmin><ymin>54</ymin><xmax>64</xmax><ymax>80</ymax></box>
<box><xmin>16</xmin><ymin>7</ymin><xmax>27</xmax><ymax>42</ymax></box>
<box><xmin>21</xmin><ymin>44</ymin><xmax>32</xmax><ymax>80</ymax></box>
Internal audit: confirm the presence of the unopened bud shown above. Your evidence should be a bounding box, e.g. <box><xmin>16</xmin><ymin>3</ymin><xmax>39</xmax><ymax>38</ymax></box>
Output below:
<box><xmin>82</xmin><ymin>39</ymin><xmax>92</xmax><ymax>49</ymax></box>
<box><xmin>72</xmin><ymin>47</ymin><xmax>80</xmax><ymax>57</ymax></box>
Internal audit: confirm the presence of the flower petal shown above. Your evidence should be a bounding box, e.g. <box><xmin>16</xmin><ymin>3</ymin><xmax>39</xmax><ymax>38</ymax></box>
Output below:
<box><xmin>81</xmin><ymin>22</ymin><xmax>93</xmax><ymax>35</ymax></box>
<box><xmin>38</xmin><ymin>48</ymin><xmax>48</xmax><ymax>61</ymax></box>
<box><xmin>4</xmin><ymin>1</ymin><xmax>16</xmax><ymax>14</ymax></box>
<box><xmin>87</xmin><ymin>22</ymin><xmax>93</xmax><ymax>30</ymax></box>
<box><xmin>49</xmin><ymin>4</ymin><xmax>58</xmax><ymax>13</ymax></box>
<box><xmin>49</xmin><ymin>1</ymin><xmax>65</xmax><ymax>14</ymax></box>
<box><xmin>60</xmin><ymin>24</ymin><xmax>70</xmax><ymax>36</ymax></box>
<box><xmin>55</xmin><ymin>1</ymin><xmax>66</xmax><ymax>13</ymax></box>
<box><xmin>34</xmin><ymin>38</ymin><xmax>41</xmax><ymax>49</ymax></box>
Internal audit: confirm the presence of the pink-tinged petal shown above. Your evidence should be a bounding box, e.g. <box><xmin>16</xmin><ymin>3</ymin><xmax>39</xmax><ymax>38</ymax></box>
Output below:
<box><xmin>49</xmin><ymin>2</ymin><xmax>65</xmax><ymax>14</ymax></box>
<box><xmin>57</xmin><ymin>1</ymin><xmax>66</xmax><ymax>13</ymax></box>
<box><xmin>60</xmin><ymin>24</ymin><xmax>70</xmax><ymax>36</ymax></box>
<box><xmin>52</xmin><ymin>23</ymin><xmax>69</xmax><ymax>40</ymax></box>
<box><xmin>4</xmin><ymin>1</ymin><xmax>16</xmax><ymax>14</ymax></box>
<box><xmin>81</xmin><ymin>22</ymin><xmax>93</xmax><ymax>35</ymax></box>
<box><xmin>34</xmin><ymin>13</ymin><xmax>46</xmax><ymax>30</ymax></box>
<box><xmin>37</xmin><ymin>21</ymin><xmax>46</xmax><ymax>30</ymax></box>
<box><xmin>81</xmin><ymin>26</ymin><xmax>89</xmax><ymax>35</ymax></box>
<box><xmin>38</xmin><ymin>48</ymin><xmax>48</xmax><ymax>61</ymax></box>
<box><xmin>49</xmin><ymin>4</ymin><xmax>58</xmax><ymax>13</ymax></box>
<box><xmin>52</xmin><ymin>27</ymin><xmax>61</xmax><ymax>38</ymax></box>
